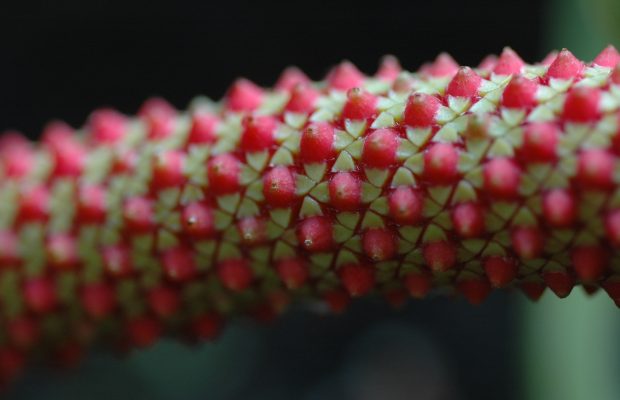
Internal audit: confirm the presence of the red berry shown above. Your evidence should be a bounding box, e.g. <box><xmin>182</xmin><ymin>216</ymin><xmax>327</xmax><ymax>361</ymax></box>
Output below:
<box><xmin>7</xmin><ymin>317</ymin><xmax>39</xmax><ymax>349</ymax></box>
<box><xmin>23</xmin><ymin>278</ymin><xmax>57</xmax><ymax>314</ymax></box>
<box><xmin>425</xmin><ymin>53</ymin><xmax>459</xmax><ymax>77</ymax></box>
<box><xmin>275</xmin><ymin>67</ymin><xmax>311</xmax><ymax>92</ymax></box>
<box><xmin>208</xmin><ymin>154</ymin><xmax>241</xmax><ymax>195</ymax></box>
<box><xmin>123</xmin><ymin>196</ymin><xmax>155</xmax><ymax>233</ymax></box>
<box><xmin>275</xmin><ymin>258</ymin><xmax>308</xmax><ymax>289</ymax></box>
<box><xmin>376</xmin><ymin>55</ymin><xmax>401</xmax><ymax>81</ymax></box>
<box><xmin>162</xmin><ymin>246</ymin><xmax>197</xmax><ymax>282</ymax></box>
<box><xmin>543</xmin><ymin>269</ymin><xmax>574</xmax><ymax>298</ymax></box>
<box><xmin>152</xmin><ymin>150</ymin><xmax>186</xmax><ymax>190</ymax></box>
<box><xmin>388</xmin><ymin>187</ymin><xmax>424</xmax><ymax>225</ymax></box>
<box><xmin>339</xmin><ymin>263</ymin><xmax>375</xmax><ymax>297</ymax></box>
<box><xmin>593</xmin><ymin>45</ymin><xmax>620</xmax><ymax>68</ymax></box>
<box><xmin>423</xmin><ymin>142</ymin><xmax>459</xmax><ymax>184</ymax></box>
<box><xmin>501</xmin><ymin>76</ymin><xmax>538</xmax><ymax>108</ymax></box>
<box><xmin>139</xmin><ymin>98</ymin><xmax>177</xmax><ymax>140</ymax></box>
<box><xmin>452</xmin><ymin>202</ymin><xmax>485</xmax><ymax>238</ymax></box>
<box><xmin>77</xmin><ymin>184</ymin><xmax>107</xmax><ymax>224</ymax></box>
<box><xmin>0</xmin><ymin>347</ymin><xmax>25</xmax><ymax>382</ymax></box>
<box><xmin>285</xmin><ymin>84</ymin><xmax>320</xmax><ymax>113</ymax></box>
<box><xmin>46</xmin><ymin>234</ymin><xmax>79</xmax><ymax>271</ymax></box>
<box><xmin>81</xmin><ymin>282</ymin><xmax>116</xmax><ymax>319</ymax></box>
<box><xmin>483</xmin><ymin>157</ymin><xmax>521</xmax><ymax>199</ymax></box>
<box><xmin>327</xmin><ymin>61</ymin><xmax>364</xmax><ymax>91</ymax></box>
<box><xmin>457</xmin><ymin>277</ymin><xmax>491</xmax><ymax>305</ymax></box>
<box><xmin>520</xmin><ymin>280</ymin><xmax>546</xmax><ymax>301</ymax></box>
<box><xmin>341</xmin><ymin>88</ymin><xmax>377</xmax><ymax>120</ymax></box>
<box><xmin>423</xmin><ymin>241</ymin><xmax>457</xmax><ymax>272</ymax></box>
<box><xmin>404</xmin><ymin>93</ymin><xmax>441</xmax><ymax>127</ymax></box>
<box><xmin>263</xmin><ymin>166</ymin><xmax>296</xmax><ymax>207</ymax></box>
<box><xmin>542</xmin><ymin>189</ymin><xmax>577</xmax><ymax>228</ymax></box>
<box><xmin>323</xmin><ymin>289</ymin><xmax>350</xmax><ymax>313</ymax></box>
<box><xmin>362</xmin><ymin>228</ymin><xmax>397</xmax><ymax>262</ymax></box>
<box><xmin>217</xmin><ymin>259</ymin><xmax>254</xmax><ymax>291</ymax></box>
<box><xmin>446</xmin><ymin>67</ymin><xmax>481</xmax><ymax>98</ymax></box>
<box><xmin>571</xmin><ymin>246</ymin><xmax>607</xmax><ymax>282</ymax></box>
<box><xmin>300</xmin><ymin>122</ymin><xmax>334</xmax><ymax>163</ymax></box>
<box><xmin>240</xmin><ymin>115</ymin><xmax>277</xmax><ymax>152</ymax></box>
<box><xmin>329</xmin><ymin>172</ymin><xmax>361</xmax><ymax>211</ymax></box>
<box><xmin>577</xmin><ymin>149</ymin><xmax>615</xmax><ymax>190</ymax></box>
<box><xmin>547</xmin><ymin>49</ymin><xmax>584</xmax><ymax>79</ymax></box>
<box><xmin>362</xmin><ymin>128</ymin><xmax>399</xmax><ymax>168</ymax></box>
<box><xmin>484</xmin><ymin>256</ymin><xmax>517</xmax><ymax>288</ymax></box>
<box><xmin>404</xmin><ymin>271</ymin><xmax>432</xmax><ymax>298</ymax></box>
<box><xmin>102</xmin><ymin>244</ymin><xmax>133</xmax><ymax>278</ymax></box>
<box><xmin>127</xmin><ymin>316</ymin><xmax>161</xmax><ymax>348</ymax></box>
<box><xmin>188</xmin><ymin>111</ymin><xmax>219</xmax><ymax>144</ymax></box>
<box><xmin>605</xmin><ymin>209</ymin><xmax>620</xmax><ymax>246</ymax></box>
<box><xmin>89</xmin><ymin>108</ymin><xmax>127</xmax><ymax>144</ymax></box>
<box><xmin>478</xmin><ymin>54</ymin><xmax>498</xmax><ymax>73</ymax></box>
<box><xmin>19</xmin><ymin>186</ymin><xmax>50</xmax><ymax>222</ymax></box>
<box><xmin>521</xmin><ymin>122</ymin><xmax>559</xmax><ymax>162</ymax></box>
<box><xmin>237</xmin><ymin>216</ymin><xmax>267</xmax><ymax>246</ymax></box>
<box><xmin>147</xmin><ymin>285</ymin><xmax>180</xmax><ymax>318</ymax></box>
<box><xmin>181</xmin><ymin>202</ymin><xmax>214</xmax><ymax>238</ymax></box>
<box><xmin>511</xmin><ymin>226</ymin><xmax>544</xmax><ymax>260</ymax></box>
<box><xmin>297</xmin><ymin>217</ymin><xmax>333</xmax><ymax>252</ymax></box>
<box><xmin>225</xmin><ymin>78</ymin><xmax>263</xmax><ymax>112</ymax></box>
<box><xmin>0</xmin><ymin>230</ymin><xmax>20</xmax><ymax>266</ymax></box>
<box><xmin>493</xmin><ymin>47</ymin><xmax>525</xmax><ymax>75</ymax></box>
<box><xmin>191</xmin><ymin>312</ymin><xmax>223</xmax><ymax>341</ymax></box>
<box><xmin>562</xmin><ymin>87</ymin><xmax>601</xmax><ymax>122</ymax></box>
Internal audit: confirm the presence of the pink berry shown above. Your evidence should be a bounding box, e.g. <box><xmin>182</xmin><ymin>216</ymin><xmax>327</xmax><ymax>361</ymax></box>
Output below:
<box><xmin>237</xmin><ymin>216</ymin><xmax>267</xmax><ymax>246</ymax></box>
<box><xmin>593</xmin><ymin>45</ymin><xmax>620</xmax><ymax>68</ymax></box>
<box><xmin>0</xmin><ymin>231</ymin><xmax>20</xmax><ymax>266</ymax></box>
<box><xmin>102</xmin><ymin>244</ymin><xmax>133</xmax><ymax>278</ymax></box>
<box><xmin>162</xmin><ymin>246</ymin><xmax>197</xmax><ymax>282</ymax></box>
<box><xmin>425</xmin><ymin>53</ymin><xmax>459</xmax><ymax>77</ymax></box>
<box><xmin>362</xmin><ymin>228</ymin><xmax>397</xmax><ymax>262</ymax></box>
<box><xmin>577</xmin><ymin>149</ymin><xmax>615</xmax><ymax>190</ymax></box>
<box><xmin>18</xmin><ymin>185</ymin><xmax>50</xmax><ymax>223</ymax></box>
<box><xmin>285</xmin><ymin>84</ymin><xmax>320</xmax><ymax>113</ymax></box>
<box><xmin>423</xmin><ymin>142</ymin><xmax>459</xmax><ymax>184</ymax></box>
<box><xmin>362</xmin><ymin>128</ymin><xmax>399</xmax><ymax>168</ymax></box>
<box><xmin>225</xmin><ymin>78</ymin><xmax>263</xmax><ymax>112</ymax></box>
<box><xmin>542</xmin><ymin>189</ymin><xmax>577</xmax><ymax>228</ymax></box>
<box><xmin>493</xmin><ymin>47</ymin><xmax>525</xmax><ymax>75</ymax></box>
<box><xmin>511</xmin><ymin>226</ymin><xmax>544</xmax><ymax>260</ymax></box>
<box><xmin>341</xmin><ymin>88</ymin><xmax>377</xmax><ymax>120</ymax></box>
<box><xmin>521</xmin><ymin>122</ymin><xmax>559</xmax><ymax>162</ymax></box>
<box><xmin>275</xmin><ymin>67</ymin><xmax>311</xmax><ymax>92</ymax></box>
<box><xmin>217</xmin><ymin>259</ymin><xmax>254</xmax><ymax>292</ymax></box>
<box><xmin>152</xmin><ymin>150</ymin><xmax>186</xmax><ymax>190</ymax></box>
<box><xmin>123</xmin><ymin>196</ymin><xmax>155</xmax><ymax>233</ymax></box>
<box><xmin>300</xmin><ymin>122</ymin><xmax>334</xmax><ymax>163</ymax></box>
<box><xmin>263</xmin><ymin>166</ymin><xmax>296</xmax><ymax>207</ymax></box>
<box><xmin>329</xmin><ymin>172</ymin><xmax>361</xmax><ymax>211</ymax></box>
<box><xmin>77</xmin><ymin>184</ymin><xmax>107</xmax><ymax>224</ymax></box>
<box><xmin>483</xmin><ymin>157</ymin><xmax>521</xmax><ymax>199</ymax></box>
<box><xmin>501</xmin><ymin>76</ymin><xmax>538</xmax><ymax>108</ymax></box>
<box><xmin>446</xmin><ymin>67</ymin><xmax>481</xmax><ymax>98</ymax></box>
<box><xmin>297</xmin><ymin>216</ymin><xmax>333</xmax><ymax>252</ymax></box>
<box><xmin>451</xmin><ymin>202</ymin><xmax>485</xmax><ymax>238</ymax></box>
<box><xmin>139</xmin><ymin>98</ymin><xmax>177</xmax><ymax>140</ymax></box>
<box><xmin>403</xmin><ymin>93</ymin><xmax>441</xmax><ymax>127</ymax></box>
<box><xmin>181</xmin><ymin>202</ymin><xmax>214</xmax><ymax>238</ymax></box>
<box><xmin>208</xmin><ymin>154</ymin><xmax>241</xmax><ymax>195</ymax></box>
<box><xmin>388</xmin><ymin>187</ymin><xmax>424</xmax><ymax>225</ymax></box>
<box><xmin>327</xmin><ymin>61</ymin><xmax>364</xmax><ymax>91</ymax></box>
<box><xmin>188</xmin><ymin>112</ymin><xmax>219</xmax><ymax>144</ymax></box>
<box><xmin>23</xmin><ymin>278</ymin><xmax>57</xmax><ymax>314</ymax></box>
<box><xmin>240</xmin><ymin>115</ymin><xmax>277</xmax><ymax>152</ymax></box>
<box><xmin>423</xmin><ymin>241</ymin><xmax>456</xmax><ymax>272</ymax></box>
<box><xmin>376</xmin><ymin>55</ymin><xmax>401</xmax><ymax>81</ymax></box>
<box><xmin>562</xmin><ymin>87</ymin><xmax>601</xmax><ymax>122</ymax></box>
<box><xmin>89</xmin><ymin>108</ymin><xmax>127</xmax><ymax>144</ymax></box>
<box><xmin>547</xmin><ymin>49</ymin><xmax>584</xmax><ymax>79</ymax></box>
<box><xmin>46</xmin><ymin>234</ymin><xmax>79</xmax><ymax>271</ymax></box>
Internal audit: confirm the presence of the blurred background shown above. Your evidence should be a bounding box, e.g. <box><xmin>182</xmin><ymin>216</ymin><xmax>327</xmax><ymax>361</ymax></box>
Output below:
<box><xmin>0</xmin><ymin>0</ymin><xmax>619</xmax><ymax>398</ymax></box>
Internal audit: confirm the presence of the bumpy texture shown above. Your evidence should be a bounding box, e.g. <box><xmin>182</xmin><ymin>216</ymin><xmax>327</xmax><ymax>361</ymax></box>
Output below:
<box><xmin>1</xmin><ymin>46</ymin><xmax>620</xmax><ymax>382</ymax></box>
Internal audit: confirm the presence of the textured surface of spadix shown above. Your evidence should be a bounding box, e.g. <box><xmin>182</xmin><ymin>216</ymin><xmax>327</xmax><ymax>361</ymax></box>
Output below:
<box><xmin>1</xmin><ymin>46</ymin><xmax>620</xmax><ymax>383</ymax></box>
